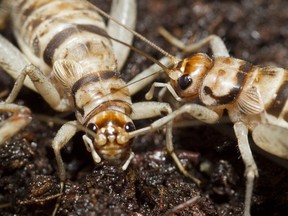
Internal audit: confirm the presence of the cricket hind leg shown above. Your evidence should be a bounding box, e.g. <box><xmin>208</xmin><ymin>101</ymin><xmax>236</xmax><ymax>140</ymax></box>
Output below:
<box><xmin>107</xmin><ymin>0</ymin><xmax>137</xmax><ymax>71</ymax></box>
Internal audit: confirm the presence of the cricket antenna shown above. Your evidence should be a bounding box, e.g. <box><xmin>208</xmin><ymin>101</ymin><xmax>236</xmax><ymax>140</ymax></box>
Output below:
<box><xmin>90</xmin><ymin>2</ymin><xmax>178</xmax><ymax>63</ymax></box>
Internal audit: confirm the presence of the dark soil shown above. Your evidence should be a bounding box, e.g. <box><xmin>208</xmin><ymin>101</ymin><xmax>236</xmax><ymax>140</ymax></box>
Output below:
<box><xmin>1</xmin><ymin>0</ymin><xmax>288</xmax><ymax>215</ymax></box>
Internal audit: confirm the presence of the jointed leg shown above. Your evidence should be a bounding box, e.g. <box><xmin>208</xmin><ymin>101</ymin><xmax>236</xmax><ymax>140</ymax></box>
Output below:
<box><xmin>131</xmin><ymin>101</ymin><xmax>200</xmax><ymax>184</ymax></box>
<box><xmin>145</xmin><ymin>81</ymin><xmax>182</xmax><ymax>102</ymax></box>
<box><xmin>5</xmin><ymin>64</ymin><xmax>71</xmax><ymax>112</ymax></box>
<box><xmin>130</xmin><ymin>103</ymin><xmax>220</xmax><ymax>136</ymax></box>
<box><xmin>234</xmin><ymin>122</ymin><xmax>258</xmax><ymax>216</ymax></box>
<box><xmin>51</xmin><ymin>120</ymin><xmax>79</xmax><ymax>184</ymax></box>
<box><xmin>130</xmin><ymin>101</ymin><xmax>172</xmax><ymax>121</ymax></box>
<box><xmin>51</xmin><ymin>120</ymin><xmax>78</xmax><ymax>216</ymax></box>
<box><xmin>130</xmin><ymin>102</ymin><xmax>220</xmax><ymax>184</ymax></box>
<box><xmin>130</xmin><ymin>103</ymin><xmax>220</xmax><ymax>139</ymax></box>
<box><xmin>165</xmin><ymin>119</ymin><xmax>201</xmax><ymax>185</ymax></box>
<box><xmin>0</xmin><ymin>102</ymin><xmax>31</xmax><ymax>145</ymax></box>
<box><xmin>158</xmin><ymin>27</ymin><xmax>229</xmax><ymax>57</ymax></box>
<box><xmin>0</xmin><ymin>35</ymin><xmax>71</xmax><ymax>112</ymax></box>
<box><xmin>127</xmin><ymin>56</ymin><xmax>172</xmax><ymax>96</ymax></box>
<box><xmin>0</xmin><ymin>35</ymin><xmax>35</xmax><ymax>91</ymax></box>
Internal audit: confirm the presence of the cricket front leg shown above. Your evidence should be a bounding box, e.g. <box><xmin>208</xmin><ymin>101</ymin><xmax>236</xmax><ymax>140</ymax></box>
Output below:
<box><xmin>0</xmin><ymin>102</ymin><xmax>31</xmax><ymax>145</ymax></box>
<box><xmin>127</xmin><ymin>56</ymin><xmax>172</xmax><ymax>96</ymax></box>
<box><xmin>145</xmin><ymin>81</ymin><xmax>183</xmax><ymax>102</ymax></box>
<box><xmin>130</xmin><ymin>103</ymin><xmax>222</xmax><ymax>184</ymax></box>
<box><xmin>51</xmin><ymin>120</ymin><xmax>78</xmax><ymax>216</ymax></box>
<box><xmin>130</xmin><ymin>102</ymin><xmax>202</xmax><ymax>185</ymax></box>
<box><xmin>133</xmin><ymin>103</ymin><xmax>221</xmax><ymax>130</ymax></box>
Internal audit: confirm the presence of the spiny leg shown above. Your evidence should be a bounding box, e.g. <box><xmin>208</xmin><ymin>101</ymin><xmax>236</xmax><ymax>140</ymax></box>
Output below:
<box><xmin>161</xmin><ymin>104</ymin><xmax>220</xmax><ymax>186</ymax></box>
<box><xmin>165</xmin><ymin>119</ymin><xmax>201</xmax><ymax>185</ymax></box>
<box><xmin>234</xmin><ymin>122</ymin><xmax>258</xmax><ymax>216</ymax></box>
<box><xmin>51</xmin><ymin>120</ymin><xmax>79</xmax><ymax>216</ymax></box>
<box><xmin>0</xmin><ymin>102</ymin><xmax>31</xmax><ymax>145</ymax></box>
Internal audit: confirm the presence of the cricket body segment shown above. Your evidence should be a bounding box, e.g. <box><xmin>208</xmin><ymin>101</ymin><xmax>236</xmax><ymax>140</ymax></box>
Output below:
<box><xmin>8</xmin><ymin>0</ymin><xmax>136</xmax><ymax>163</ymax></box>
<box><xmin>12</xmin><ymin>0</ymin><xmax>117</xmax><ymax>107</ymax></box>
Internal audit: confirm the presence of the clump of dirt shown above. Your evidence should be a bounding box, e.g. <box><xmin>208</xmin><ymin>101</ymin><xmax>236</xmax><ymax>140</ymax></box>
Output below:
<box><xmin>1</xmin><ymin>0</ymin><xmax>288</xmax><ymax>215</ymax></box>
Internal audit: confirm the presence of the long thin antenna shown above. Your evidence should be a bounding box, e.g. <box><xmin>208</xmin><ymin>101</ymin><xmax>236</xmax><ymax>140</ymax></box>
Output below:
<box><xmin>89</xmin><ymin>2</ymin><xmax>177</xmax><ymax>62</ymax></box>
<box><xmin>105</xmin><ymin>32</ymin><xmax>172</xmax><ymax>72</ymax></box>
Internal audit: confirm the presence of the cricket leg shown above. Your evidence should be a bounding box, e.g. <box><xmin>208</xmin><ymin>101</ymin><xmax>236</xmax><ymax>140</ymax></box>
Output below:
<box><xmin>234</xmin><ymin>122</ymin><xmax>258</xmax><ymax>216</ymax></box>
<box><xmin>0</xmin><ymin>102</ymin><xmax>31</xmax><ymax>145</ymax></box>
<box><xmin>51</xmin><ymin>120</ymin><xmax>79</xmax><ymax>216</ymax></box>
<box><xmin>158</xmin><ymin>27</ymin><xmax>229</xmax><ymax>57</ymax></box>
<box><xmin>108</xmin><ymin>0</ymin><xmax>137</xmax><ymax>70</ymax></box>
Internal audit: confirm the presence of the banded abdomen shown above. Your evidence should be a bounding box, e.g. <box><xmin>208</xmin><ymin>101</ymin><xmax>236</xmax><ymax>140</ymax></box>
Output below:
<box><xmin>9</xmin><ymin>0</ymin><xmax>119</xmax><ymax>102</ymax></box>
<box><xmin>250</xmin><ymin>66</ymin><xmax>288</xmax><ymax>126</ymax></box>
<box><xmin>6</xmin><ymin>0</ymin><xmax>135</xmax><ymax>161</ymax></box>
<box><xmin>197</xmin><ymin>56</ymin><xmax>288</xmax><ymax>128</ymax></box>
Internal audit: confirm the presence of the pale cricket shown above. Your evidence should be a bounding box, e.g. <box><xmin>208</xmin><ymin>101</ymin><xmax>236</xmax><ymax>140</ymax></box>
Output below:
<box><xmin>0</xmin><ymin>0</ymin><xmax>194</xmax><ymax>215</ymax></box>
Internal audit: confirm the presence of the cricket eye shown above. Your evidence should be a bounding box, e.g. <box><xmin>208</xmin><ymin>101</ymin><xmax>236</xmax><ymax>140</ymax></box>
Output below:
<box><xmin>87</xmin><ymin>123</ymin><xmax>98</xmax><ymax>136</ymax></box>
<box><xmin>178</xmin><ymin>74</ymin><xmax>192</xmax><ymax>90</ymax></box>
<box><xmin>124</xmin><ymin>122</ymin><xmax>136</xmax><ymax>132</ymax></box>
